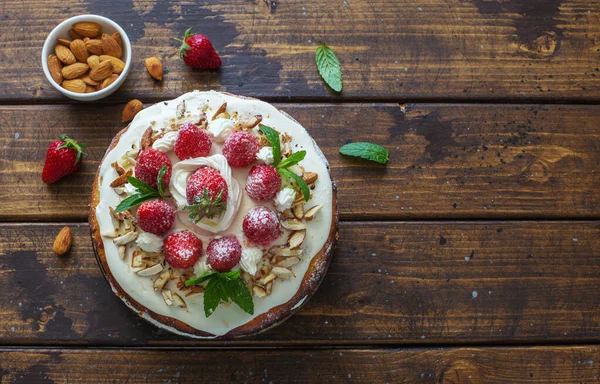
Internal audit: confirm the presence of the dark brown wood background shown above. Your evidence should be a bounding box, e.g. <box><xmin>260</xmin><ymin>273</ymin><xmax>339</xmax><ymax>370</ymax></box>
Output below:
<box><xmin>1</xmin><ymin>0</ymin><xmax>599</xmax><ymax>383</ymax></box>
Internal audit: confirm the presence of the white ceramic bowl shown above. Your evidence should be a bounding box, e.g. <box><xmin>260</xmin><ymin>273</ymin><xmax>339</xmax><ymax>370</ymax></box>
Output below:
<box><xmin>41</xmin><ymin>15</ymin><xmax>132</xmax><ymax>101</ymax></box>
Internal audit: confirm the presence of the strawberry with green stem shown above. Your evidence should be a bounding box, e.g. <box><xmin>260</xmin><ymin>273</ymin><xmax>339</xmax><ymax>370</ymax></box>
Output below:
<box><xmin>42</xmin><ymin>134</ymin><xmax>86</xmax><ymax>183</ymax></box>
<box><xmin>175</xmin><ymin>28</ymin><xmax>221</xmax><ymax>69</ymax></box>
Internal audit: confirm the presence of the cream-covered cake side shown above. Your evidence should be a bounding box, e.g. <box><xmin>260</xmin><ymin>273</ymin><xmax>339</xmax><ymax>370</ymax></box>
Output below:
<box><xmin>92</xmin><ymin>91</ymin><xmax>335</xmax><ymax>337</ymax></box>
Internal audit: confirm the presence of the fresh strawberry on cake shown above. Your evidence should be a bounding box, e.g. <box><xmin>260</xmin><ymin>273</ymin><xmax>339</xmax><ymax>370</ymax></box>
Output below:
<box><xmin>89</xmin><ymin>91</ymin><xmax>337</xmax><ymax>338</ymax></box>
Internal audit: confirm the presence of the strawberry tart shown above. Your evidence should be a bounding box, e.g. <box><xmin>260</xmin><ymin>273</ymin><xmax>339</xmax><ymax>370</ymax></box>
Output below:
<box><xmin>89</xmin><ymin>91</ymin><xmax>337</xmax><ymax>338</ymax></box>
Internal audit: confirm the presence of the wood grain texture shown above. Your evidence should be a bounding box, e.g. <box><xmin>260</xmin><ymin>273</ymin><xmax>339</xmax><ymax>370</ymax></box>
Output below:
<box><xmin>2</xmin><ymin>0</ymin><xmax>600</xmax><ymax>102</ymax></box>
<box><xmin>1</xmin><ymin>222</ymin><xmax>599</xmax><ymax>346</ymax></box>
<box><xmin>1</xmin><ymin>103</ymin><xmax>599</xmax><ymax>221</ymax></box>
<box><xmin>1</xmin><ymin>346</ymin><xmax>599</xmax><ymax>383</ymax></box>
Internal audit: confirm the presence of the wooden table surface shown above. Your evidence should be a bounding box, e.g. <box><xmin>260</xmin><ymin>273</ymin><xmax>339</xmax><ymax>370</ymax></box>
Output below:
<box><xmin>1</xmin><ymin>0</ymin><xmax>600</xmax><ymax>383</ymax></box>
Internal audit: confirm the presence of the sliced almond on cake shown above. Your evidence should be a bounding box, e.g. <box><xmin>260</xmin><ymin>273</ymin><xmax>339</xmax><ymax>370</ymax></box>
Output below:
<box><xmin>288</xmin><ymin>230</ymin><xmax>305</xmax><ymax>249</ymax></box>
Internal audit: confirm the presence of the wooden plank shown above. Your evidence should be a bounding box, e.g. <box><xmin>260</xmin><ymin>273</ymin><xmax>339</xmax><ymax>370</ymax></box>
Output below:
<box><xmin>2</xmin><ymin>0</ymin><xmax>600</xmax><ymax>102</ymax></box>
<box><xmin>1</xmin><ymin>346</ymin><xmax>599</xmax><ymax>383</ymax></box>
<box><xmin>1</xmin><ymin>103</ymin><xmax>599</xmax><ymax>221</ymax></box>
<box><xmin>1</xmin><ymin>222</ymin><xmax>599</xmax><ymax>346</ymax></box>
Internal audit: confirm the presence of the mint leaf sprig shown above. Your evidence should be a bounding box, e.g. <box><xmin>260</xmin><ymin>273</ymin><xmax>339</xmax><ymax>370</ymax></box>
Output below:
<box><xmin>259</xmin><ymin>125</ymin><xmax>310</xmax><ymax>201</ymax></box>
<box><xmin>339</xmin><ymin>142</ymin><xmax>389</xmax><ymax>164</ymax></box>
<box><xmin>315</xmin><ymin>42</ymin><xmax>342</xmax><ymax>93</ymax></box>
<box><xmin>184</xmin><ymin>188</ymin><xmax>227</xmax><ymax>223</ymax></box>
<box><xmin>185</xmin><ymin>270</ymin><xmax>254</xmax><ymax>317</ymax></box>
<box><xmin>114</xmin><ymin>166</ymin><xmax>168</xmax><ymax>213</ymax></box>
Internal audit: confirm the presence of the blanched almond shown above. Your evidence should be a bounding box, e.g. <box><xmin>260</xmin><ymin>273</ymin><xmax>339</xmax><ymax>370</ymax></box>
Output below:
<box><xmin>288</xmin><ymin>230</ymin><xmax>305</xmax><ymax>249</ymax></box>
<box><xmin>99</xmin><ymin>55</ymin><xmax>125</xmax><ymax>74</ymax></box>
<box><xmin>280</xmin><ymin>218</ymin><xmax>306</xmax><ymax>231</ymax></box>
<box><xmin>61</xmin><ymin>79</ymin><xmax>86</xmax><ymax>93</ymax></box>
<box><xmin>61</xmin><ymin>62</ymin><xmax>89</xmax><ymax>80</ymax></box>
<box><xmin>276</xmin><ymin>256</ymin><xmax>301</xmax><ymax>268</ymax></box>
<box><xmin>101</xmin><ymin>33</ymin><xmax>122</xmax><ymax>58</ymax></box>
<box><xmin>89</xmin><ymin>60</ymin><xmax>113</xmax><ymax>81</ymax></box>
<box><xmin>55</xmin><ymin>44</ymin><xmax>76</xmax><ymax>65</ymax></box>
<box><xmin>47</xmin><ymin>54</ymin><xmax>63</xmax><ymax>84</ymax></box>
<box><xmin>271</xmin><ymin>267</ymin><xmax>294</xmax><ymax>279</ymax></box>
<box><xmin>304</xmin><ymin>205</ymin><xmax>323</xmax><ymax>221</ymax></box>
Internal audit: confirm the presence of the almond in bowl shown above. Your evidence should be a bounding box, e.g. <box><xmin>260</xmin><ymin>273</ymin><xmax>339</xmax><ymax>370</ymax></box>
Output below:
<box><xmin>41</xmin><ymin>15</ymin><xmax>132</xmax><ymax>101</ymax></box>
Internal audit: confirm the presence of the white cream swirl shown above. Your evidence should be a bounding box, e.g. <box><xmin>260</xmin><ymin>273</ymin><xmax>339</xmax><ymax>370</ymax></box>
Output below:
<box><xmin>207</xmin><ymin>118</ymin><xmax>235</xmax><ymax>143</ymax></box>
<box><xmin>170</xmin><ymin>154</ymin><xmax>242</xmax><ymax>234</ymax></box>
<box><xmin>152</xmin><ymin>131</ymin><xmax>178</xmax><ymax>153</ymax></box>
<box><xmin>136</xmin><ymin>232</ymin><xmax>163</xmax><ymax>253</ymax></box>
<box><xmin>256</xmin><ymin>147</ymin><xmax>274</xmax><ymax>164</ymax></box>
<box><xmin>240</xmin><ymin>247</ymin><xmax>263</xmax><ymax>276</ymax></box>
<box><xmin>274</xmin><ymin>187</ymin><xmax>296</xmax><ymax>211</ymax></box>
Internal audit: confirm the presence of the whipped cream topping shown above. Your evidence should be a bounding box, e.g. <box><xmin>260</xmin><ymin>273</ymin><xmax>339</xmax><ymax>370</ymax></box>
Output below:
<box><xmin>136</xmin><ymin>232</ymin><xmax>163</xmax><ymax>253</ymax></box>
<box><xmin>95</xmin><ymin>91</ymin><xmax>333</xmax><ymax>338</ymax></box>
<box><xmin>256</xmin><ymin>146</ymin><xmax>274</xmax><ymax>165</ymax></box>
<box><xmin>207</xmin><ymin>118</ymin><xmax>235</xmax><ymax>143</ymax></box>
<box><xmin>152</xmin><ymin>131</ymin><xmax>178</xmax><ymax>153</ymax></box>
<box><xmin>170</xmin><ymin>154</ymin><xmax>242</xmax><ymax>235</ymax></box>
<box><xmin>239</xmin><ymin>247</ymin><xmax>263</xmax><ymax>276</ymax></box>
<box><xmin>274</xmin><ymin>187</ymin><xmax>296</xmax><ymax>211</ymax></box>
<box><xmin>124</xmin><ymin>183</ymin><xmax>138</xmax><ymax>195</ymax></box>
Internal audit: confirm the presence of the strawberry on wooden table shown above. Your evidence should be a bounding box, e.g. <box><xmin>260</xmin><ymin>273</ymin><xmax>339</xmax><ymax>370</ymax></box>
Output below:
<box><xmin>175</xmin><ymin>28</ymin><xmax>221</xmax><ymax>69</ymax></box>
<box><xmin>42</xmin><ymin>134</ymin><xmax>86</xmax><ymax>183</ymax></box>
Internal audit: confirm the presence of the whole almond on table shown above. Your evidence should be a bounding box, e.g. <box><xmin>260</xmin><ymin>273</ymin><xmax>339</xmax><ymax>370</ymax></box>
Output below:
<box><xmin>85</xmin><ymin>39</ymin><xmax>103</xmax><ymax>55</ymax></box>
<box><xmin>68</xmin><ymin>28</ymin><xmax>83</xmax><ymax>40</ymax></box>
<box><xmin>122</xmin><ymin>99</ymin><xmax>143</xmax><ymax>122</ymax></box>
<box><xmin>56</xmin><ymin>38</ymin><xmax>72</xmax><ymax>47</ymax></box>
<box><xmin>53</xmin><ymin>226</ymin><xmax>72</xmax><ymax>256</ymax></box>
<box><xmin>47</xmin><ymin>54</ymin><xmax>63</xmax><ymax>84</ymax></box>
<box><xmin>62</xmin><ymin>79</ymin><xmax>86</xmax><ymax>93</ymax></box>
<box><xmin>89</xmin><ymin>60</ymin><xmax>113</xmax><ymax>81</ymax></box>
<box><xmin>145</xmin><ymin>57</ymin><xmax>163</xmax><ymax>80</ymax></box>
<box><xmin>61</xmin><ymin>62</ymin><xmax>89</xmax><ymax>79</ymax></box>
<box><xmin>101</xmin><ymin>73</ymin><xmax>119</xmax><ymax>89</ymax></box>
<box><xmin>55</xmin><ymin>44</ymin><xmax>76</xmax><ymax>65</ymax></box>
<box><xmin>101</xmin><ymin>33</ymin><xmax>122</xmax><ymax>58</ymax></box>
<box><xmin>72</xmin><ymin>21</ymin><xmax>102</xmax><ymax>38</ymax></box>
<box><xmin>99</xmin><ymin>55</ymin><xmax>125</xmax><ymax>74</ymax></box>
<box><xmin>87</xmin><ymin>55</ymin><xmax>100</xmax><ymax>69</ymax></box>
<box><xmin>70</xmin><ymin>39</ymin><xmax>89</xmax><ymax>62</ymax></box>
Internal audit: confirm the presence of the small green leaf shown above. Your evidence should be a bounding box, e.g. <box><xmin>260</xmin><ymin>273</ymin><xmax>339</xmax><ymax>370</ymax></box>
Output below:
<box><xmin>339</xmin><ymin>142</ymin><xmax>389</xmax><ymax>164</ymax></box>
<box><xmin>225</xmin><ymin>278</ymin><xmax>254</xmax><ymax>315</ymax></box>
<box><xmin>203</xmin><ymin>278</ymin><xmax>223</xmax><ymax>318</ymax></box>
<box><xmin>157</xmin><ymin>166</ymin><xmax>168</xmax><ymax>197</ymax></box>
<box><xmin>185</xmin><ymin>272</ymin><xmax>217</xmax><ymax>287</ymax></box>
<box><xmin>279</xmin><ymin>168</ymin><xmax>310</xmax><ymax>202</ymax></box>
<box><xmin>278</xmin><ymin>150</ymin><xmax>306</xmax><ymax>170</ymax></box>
<box><xmin>114</xmin><ymin>191</ymin><xmax>160</xmax><ymax>213</ymax></box>
<box><xmin>315</xmin><ymin>43</ymin><xmax>342</xmax><ymax>92</ymax></box>
<box><xmin>126</xmin><ymin>176</ymin><xmax>156</xmax><ymax>195</ymax></box>
<box><xmin>259</xmin><ymin>125</ymin><xmax>281</xmax><ymax>167</ymax></box>
<box><xmin>184</xmin><ymin>188</ymin><xmax>227</xmax><ymax>223</ymax></box>
<box><xmin>220</xmin><ymin>270</ymin><xmax>240</xmax><ymax>280</ymax></box>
